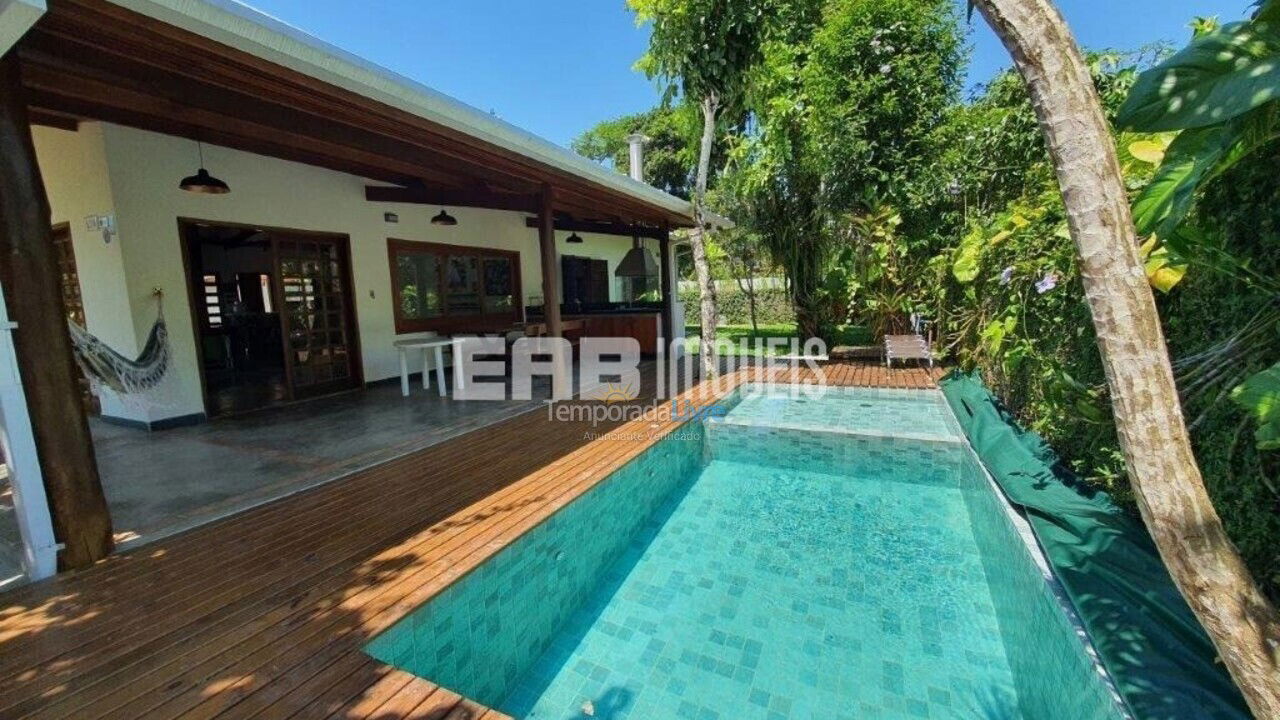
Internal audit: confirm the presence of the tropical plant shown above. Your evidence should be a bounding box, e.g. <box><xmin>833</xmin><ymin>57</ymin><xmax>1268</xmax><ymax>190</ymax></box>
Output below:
<box><xmin>629</xmin><ymin>0</ymin><xmax>780</xmax><ymax>375</ymax></box>
<box><xmin>974</xmin><ymin>0</ymin><xmax>1280</xmax><ymax>712</ymax></box>
<box><xmin>831</xmin><ymin>200</ymin><xmax>923</xmax><ymax>339</ymax></box>
<box><xmin>1117</xmin><ymin>0</ymin><xmax>1280</xmax><ymax>459</ymax></box>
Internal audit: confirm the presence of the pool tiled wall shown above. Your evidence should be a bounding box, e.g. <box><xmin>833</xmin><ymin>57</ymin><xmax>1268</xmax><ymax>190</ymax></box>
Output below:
<box><xmin>365</xmin><ymin>424</ymin><xmax>705</xmax><ymax>707</ymax></box>
<box><xmin>706</xmin><ymin>420</ymin><xmax>963</xmax><ymax>488</ymax></box>
<box><xmin>724</xmin><ymin>384</ymin><xmax>964</xmax><ymax>443</ymax></box>
<box><xmin>957</xmin><ymin>448</ymin><xmax>1127</xmax><ymax>719</ymax></box>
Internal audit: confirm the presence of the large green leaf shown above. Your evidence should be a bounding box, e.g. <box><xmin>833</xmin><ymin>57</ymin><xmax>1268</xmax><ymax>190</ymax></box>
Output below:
<box><xmin>1232</xmin><ymin>363</ymin><xmax>1280</xmax><ymax>450</ymax></box>
<box><xmin>951</xmin><ymin>226</ymin><xmax>984</xmax><ymax>283</ymax></box>
<box><xmin>1117</xmin><ymin>20</ymin><xmax>1280</xmax><ymax>131</ymax></box>
<box><xmin>1131</xmin><ymin>124</ymin><xmax>1235</xmax><ymax>237</ymax></box>
<box><xmin>1131</xmin><ymin>104</ymin><xmax>1280</xmax><ymax>237</ymax></box>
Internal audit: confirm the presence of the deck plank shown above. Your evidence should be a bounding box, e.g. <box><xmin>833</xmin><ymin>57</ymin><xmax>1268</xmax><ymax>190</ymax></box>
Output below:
<box><xmin>0</xmin><ymin>361</ymin><xmax>941</xmax><ymax>718</ymax></box>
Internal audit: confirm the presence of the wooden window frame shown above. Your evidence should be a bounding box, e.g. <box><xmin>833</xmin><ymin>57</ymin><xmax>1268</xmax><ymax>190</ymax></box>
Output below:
<box><xmin>387</xmin><ymin>238</ymin><xmax>523</xmax><ymax>334</ymax></box>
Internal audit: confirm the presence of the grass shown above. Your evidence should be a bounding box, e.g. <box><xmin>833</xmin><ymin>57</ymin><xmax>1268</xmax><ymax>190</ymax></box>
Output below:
<box><xmin>683</xmin><ymin>324</ymin><xmax>873</xmax><ymax>356</ymax></box>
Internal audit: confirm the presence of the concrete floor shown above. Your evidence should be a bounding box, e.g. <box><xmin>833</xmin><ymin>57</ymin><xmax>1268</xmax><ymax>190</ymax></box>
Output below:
<box><xmin>0</xmin><ymin>374</ymin><xmax>574</xmax><ymax>586</ymax></box>
<box><xmin>0</xmin><ymin>355</ymin><xmax>734</xmax><ymax>587</ymax></box>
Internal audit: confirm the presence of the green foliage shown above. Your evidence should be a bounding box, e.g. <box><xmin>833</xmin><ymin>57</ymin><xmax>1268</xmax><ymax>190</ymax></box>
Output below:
<box><xmin>1130</xmin><ymin>122</ymin><xmax>1235</xmax><ymax>239</ymax></box>
<box><xmin>831</xmin><ymin>202</ymin><xmax>927</xmax><ymax>338</ymax></box>
<box><xmin>1233</xmin><ymin>363</ymin><xmax>1280</xmax><ymax>450</ymax></box>
<box><xmin>683</xmin><ymin>322</ymin><xmax>800</xmax><ymax>355</ymax></box>
<box><xmin>1121</xmin><ymin>6</ymin><xmax>1280</xmax><ymax>463</ymax></box>
<box><xmin>802</xmin><ymin>0</ymin><xmax>963</xmax><ymax>211</ymax></box>
<box><xmin>712</xmin><ymin>0</ymin><xmax>961</xmax><ymax>341</ymax></box>
<box><xmin>679</xmin><ymin>286</ymin><xmax>795</xmax><ymax>324</ymax></box>
<box><xmin>629</xmin><ymin>0</ymin><xmax>778</xmax><ymax>110</ymax></box>
<box><xmin>1116</xmin><ymin>20</ymin><xmax>1280</xmax><ymax>131</ymax></box>
<box><xmin>571</xmin><ymin>106</ymin><xmax>700</xmax><ymax>199</ymax></box>
<box><xmin>1131</xmin><ymin>102</ymin><xmax>1280</xmax><ymax>241</ymax></box>
<box><xmin>614</xmin><ymin>0</ymin><xmax>1280</xmax><ymax>601</ymax></box>
<box><xmin>918</xmin><ymin>45</ymin><xmax>1280</xmax><ymax>600</ymax></box>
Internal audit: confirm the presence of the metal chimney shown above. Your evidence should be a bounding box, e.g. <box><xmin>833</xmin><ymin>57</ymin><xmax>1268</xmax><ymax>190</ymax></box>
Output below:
<box><xmin>616</xmin><ymin>134</ymin><xmax>659</xmax><ymax>282</ymax></box>
<box><xmin>626</xmin><ymin>133</ymin><xmax>647</xmax><ymax>182</ymax></box>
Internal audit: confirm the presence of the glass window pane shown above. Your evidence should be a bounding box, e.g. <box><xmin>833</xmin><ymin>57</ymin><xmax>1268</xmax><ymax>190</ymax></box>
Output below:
<box><xmin>445</xmin><ymin>256</ymin><xmax>480</xmax><ymax>315</ymax></box>
<box><xmin>482</xmin><ymin>257</ymin><xmax>514</xmax><ymax>314</ymax></box>
<box><xmin>396</xmin><ymin>253</ymin><xmax>441</xmax><ymax>319</ymax></box>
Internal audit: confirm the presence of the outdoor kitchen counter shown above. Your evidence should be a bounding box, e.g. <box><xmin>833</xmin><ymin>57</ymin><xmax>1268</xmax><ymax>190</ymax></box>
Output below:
<box><xmin>567</xmin><ymin>312</ymin><xmax>661</xmax><ymax>355</ymax></box>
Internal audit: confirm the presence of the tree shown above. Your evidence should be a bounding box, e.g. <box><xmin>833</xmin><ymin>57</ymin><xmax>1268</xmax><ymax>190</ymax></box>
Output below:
<box><xmin>971</xmin><ymin>0</ymin><xmax>1280</xmax><ymax>714</ymax></box>
<box><xmin>629</xmin><ymin>0</ymin><xmax>776</xmax><ymax>376</ymax></box>
<box><xmin>803</xmin><ymin>0</ymin><xmax>963</xmax><ymax>216</ymax></box>
<box><xmin>720</xmin><ymin>118</ymin><xmax>831</xmax><ymax>340</ymax></box>
<box><xmin>715</xmin><ymin>223</ymin><xmax>769</xmax><ymax>334</ymax></box>
<box><xmin>717</xmin><ymin>0</ymin><xmax>962</xmax><ymax>341</ymax></box>
<box><xmin>572</xmin><ymin>105</ymin><xmax>699</xmax><ymax>199</ymax></box>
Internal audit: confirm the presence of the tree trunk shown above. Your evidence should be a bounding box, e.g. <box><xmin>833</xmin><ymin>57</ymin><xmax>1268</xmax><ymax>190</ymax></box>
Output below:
<box><xmin>973</xmin><ymin>0</ymin><xmax>1280</xmax><ymax>714</ymax></box>
<box><xmin>746</xmin><ymin>273</ymin><xmax>758</xmax><ymax>336</ymax></box>
<box><xmin>691</xmin><ymin>94</ymin><xmax>720</xmax><ymax>377</ymax></box>
<box><xmin>0</xmin><ymin>55</ymin><xmax>113</xmax><ymax>570</ymax></box>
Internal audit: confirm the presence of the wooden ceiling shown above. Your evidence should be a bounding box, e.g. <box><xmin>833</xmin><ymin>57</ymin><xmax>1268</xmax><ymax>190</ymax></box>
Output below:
<box><xmin>14</xmin><ymin>0</ymin><xmax>692</xmax><ymax>229</ymax></box>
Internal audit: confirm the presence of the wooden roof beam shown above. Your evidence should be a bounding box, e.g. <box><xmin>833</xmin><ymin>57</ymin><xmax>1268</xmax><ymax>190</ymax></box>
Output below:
<box><xmin>17</xmin><ymin>39</ymin><xmax>539</xmax><ymax>194</ymax></box>
<box><xmin>365</xmin><ymin>185</ymin><xmax>539</xmax><ymax>213</ymax></box>
<box><xmin>522</xmin><ymin>216</ymin><xmax>668</xmax><ymax>241</ymax></box>
<box><xmin>28</xmin><ymin>0</ymin><xmax>694</xmax><ymax>227</ymax></box>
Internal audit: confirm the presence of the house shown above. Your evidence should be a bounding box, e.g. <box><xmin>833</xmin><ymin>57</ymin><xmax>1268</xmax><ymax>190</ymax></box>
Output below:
<box><xmin>0</xmin><ymin>0</ymin><xmax>699</xmax><ymax>579</ymax></box>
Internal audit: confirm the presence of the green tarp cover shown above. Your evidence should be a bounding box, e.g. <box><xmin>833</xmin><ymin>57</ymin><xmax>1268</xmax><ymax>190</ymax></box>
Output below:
<box><xmin>939</xmin><ymin>371</ymin><xmax>1251</xmax><ymax>720</ymax></box>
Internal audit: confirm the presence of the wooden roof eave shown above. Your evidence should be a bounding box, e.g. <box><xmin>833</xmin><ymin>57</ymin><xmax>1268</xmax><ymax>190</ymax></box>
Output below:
<box><xmin>17</xmin><ymin>0</ymin><xmax>696</xmax><ymax>229</ymax></box>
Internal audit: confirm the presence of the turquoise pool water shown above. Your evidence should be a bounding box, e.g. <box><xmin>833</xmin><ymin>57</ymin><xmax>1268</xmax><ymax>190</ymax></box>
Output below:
<box><xmin>367</xmin><ymin>387</ymin><xmax>1124</xmax><ymax>720</ymax></box>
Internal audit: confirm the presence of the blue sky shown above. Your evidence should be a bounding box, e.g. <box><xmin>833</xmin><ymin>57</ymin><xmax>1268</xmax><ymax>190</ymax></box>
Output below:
<box><xmin>245</xmin><ymin>0</ymin><xmax>1254</xmax><ymax>148</ymax></box>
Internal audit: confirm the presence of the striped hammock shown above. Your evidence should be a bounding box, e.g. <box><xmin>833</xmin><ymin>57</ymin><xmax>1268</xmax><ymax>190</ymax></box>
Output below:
<box><xmin>68</xmin><ymin>311</ymin><xmax>170</xmax><ymax>396</ymax></box>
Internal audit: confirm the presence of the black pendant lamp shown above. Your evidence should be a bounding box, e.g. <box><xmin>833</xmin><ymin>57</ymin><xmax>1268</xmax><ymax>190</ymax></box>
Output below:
<box><xmin>566</xmin><ymin>232</ymin><xmax>584</xmax><ymax>244</ymax></box>
<box><xmin>179</xmin><ymin>141</ymin><xmax>230</xmax><ymax>194</ymax></box>
<box><xmin>431</xmin><ymin>209</ymin><xmax>458</xmax><ymax>226</ymax></box>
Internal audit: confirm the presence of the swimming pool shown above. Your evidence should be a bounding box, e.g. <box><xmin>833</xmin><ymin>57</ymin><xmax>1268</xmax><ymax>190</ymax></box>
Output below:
<box><xmin>366</xmin><ymin>384</ymin><xmax>1126</xmax><ymax>719</ymax></box>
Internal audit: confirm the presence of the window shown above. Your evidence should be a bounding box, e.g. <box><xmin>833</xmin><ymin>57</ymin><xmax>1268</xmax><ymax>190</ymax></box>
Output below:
<box><xmin>388</xmin><ymin>239</ymin><xmax>521</xmax><ymax>333</ymax></box>
<box><xmin>202</xmin><ymin>274</ymin><xmax>223</xmax><ymax>328</ymax></box>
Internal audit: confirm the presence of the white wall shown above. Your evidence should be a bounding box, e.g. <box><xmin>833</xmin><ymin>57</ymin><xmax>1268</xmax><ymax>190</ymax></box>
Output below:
<box><xmin>31</xmin><ymin>124</ymin><xmax>141</xmax><ymax>420</ymax></box>
<box><xmin>35</xmin><ymin>122</ymin><xmax>640</xmax><ymax>422</ymax></box>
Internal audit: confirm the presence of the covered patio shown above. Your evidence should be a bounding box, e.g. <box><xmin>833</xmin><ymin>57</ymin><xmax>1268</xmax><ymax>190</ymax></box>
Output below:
<box><xmin>0</xmin><ymin>372</ymin><xmax>563</xmax><ymax>584</ymax></box>
<box><xmin>0</xmin><ymin>0</ymin><xmax>702</xmax><ymax>584</ymax></box>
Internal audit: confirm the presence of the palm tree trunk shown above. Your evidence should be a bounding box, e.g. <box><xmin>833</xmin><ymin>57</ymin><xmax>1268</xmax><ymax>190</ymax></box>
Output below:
<box><xmin>972</xmin><ymin>0</ymin><xmax>1280</xmax><ymax>714</ymax></box>
<box><xmin>692</xmin><ymin>93</ymin><xmax>720</xmax><ymax>377</ymax></box>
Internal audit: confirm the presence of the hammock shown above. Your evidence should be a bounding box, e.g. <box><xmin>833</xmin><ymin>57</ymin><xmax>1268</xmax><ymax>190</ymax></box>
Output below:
<box><xmin>68</xmin><ymin>302</ymin><xmax>170</xmax><ymax>397</ymax></box>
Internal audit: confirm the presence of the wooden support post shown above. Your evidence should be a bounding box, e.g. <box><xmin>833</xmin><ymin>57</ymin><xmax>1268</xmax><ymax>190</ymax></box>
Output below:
<box><xmin>659</xmin><ymin>230</ymin><xmax>674</xmax><ymax>345</ymax></box>
<box><xmin>0</xmin><ymin>55</ymin><xmax>113</xmax><ymax>569</ymax></box>
<box><xmin>537</xmin><ymin>185</ymin><xmax>563</xmax><ymax>339</ymax></box>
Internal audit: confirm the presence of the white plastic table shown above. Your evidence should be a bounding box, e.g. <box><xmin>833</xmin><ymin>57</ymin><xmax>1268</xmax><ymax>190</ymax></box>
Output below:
<box><xmin>394</xmin><ymin>337</ymin><xmax>456</xmax><ymax>397</ymax></box>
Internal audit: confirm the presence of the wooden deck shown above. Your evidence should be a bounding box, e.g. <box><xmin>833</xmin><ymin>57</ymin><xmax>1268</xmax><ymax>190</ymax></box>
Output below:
<box><xmin>0</xmin><ymin>361</ymin><xmax>943</xmax><ymax>720</ymax></box>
